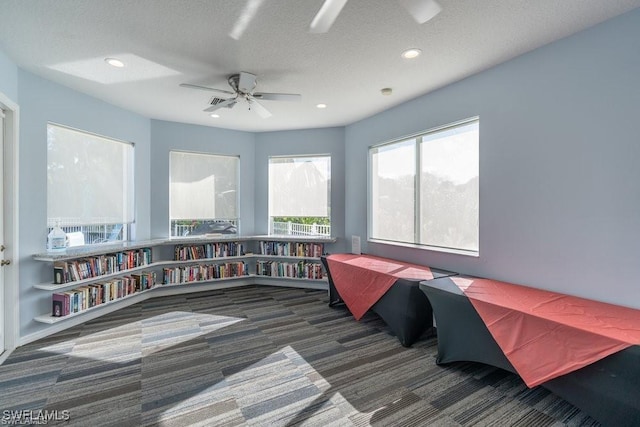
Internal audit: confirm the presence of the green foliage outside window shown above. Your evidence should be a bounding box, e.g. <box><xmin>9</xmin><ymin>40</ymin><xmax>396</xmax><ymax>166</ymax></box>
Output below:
<box><xmin>272</xmin><ymin>217</ymin><xmax>330</xmax><ymax>226</ymax></box>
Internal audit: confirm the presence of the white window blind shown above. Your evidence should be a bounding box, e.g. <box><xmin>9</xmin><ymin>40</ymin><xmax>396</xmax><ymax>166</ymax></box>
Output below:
<box><xmin>419</xmin><ymin>120</ymin><xmax>479</xmax><ymax>252</ymax></box>
<box><xmin>370</xmin><ymin>139</ymin><xmax>416</xmax><ymax>243</ymax></box>
<box><xmin>47</xmin><ymin>124</ymin><xmax>134</xmax><ymax>227</ymax></box>
<box><xmin>170</xmin><ymin>151</ymin><xmax>239</xmax><ymax>221</ymax></box>
<box><xmin>269</xmin><ymin>156</ymin><xmax>330</xmax><ymax>217</ymax></box>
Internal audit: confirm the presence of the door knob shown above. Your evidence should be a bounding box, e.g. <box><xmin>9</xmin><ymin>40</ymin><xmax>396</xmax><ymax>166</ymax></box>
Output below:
<box><xmin>1</xmin><ymin>259</ymin><xmax>11</xmax><ymax>266</ymax></box>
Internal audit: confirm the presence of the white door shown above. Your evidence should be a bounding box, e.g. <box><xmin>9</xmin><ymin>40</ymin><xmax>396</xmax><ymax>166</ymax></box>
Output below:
<box><xmin>0</xmin><ymin>108</ymin><xmax>5</xmax><ymax>354</ymax></box>
<box><xmin>0</xmin><ymin>94</ymin><xmax>17</xmax><ymax>361</ymax></box>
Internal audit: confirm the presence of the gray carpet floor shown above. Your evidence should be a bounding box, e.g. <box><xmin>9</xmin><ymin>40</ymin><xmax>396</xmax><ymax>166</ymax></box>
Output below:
<box><xmin>0</xmin><ymin>285</ymin><xmax>600</xmax><ymax>426</ymax></box>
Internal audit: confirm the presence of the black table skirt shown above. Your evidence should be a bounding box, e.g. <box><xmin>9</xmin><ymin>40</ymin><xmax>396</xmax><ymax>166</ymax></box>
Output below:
<box><xmin>419</xmin><ymin>277</ymin><xmax>640</xmax><ymax>427</ymax></box>
<box><xmin>322</xmin><ymin>256</ymin><xmax>453</xmax><ymax>347</ymax></box>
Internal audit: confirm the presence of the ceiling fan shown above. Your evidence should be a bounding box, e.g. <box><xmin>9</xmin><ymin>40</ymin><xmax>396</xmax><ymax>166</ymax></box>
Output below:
<box><xmin>180</xmin><ymin>71</ymin><xmax>301</xmax><ymax>118</ymax></box>
<box><xmin>310</xmin><ymin>0</ymin><xmax>442</xmax><ymax>33</ymax></box>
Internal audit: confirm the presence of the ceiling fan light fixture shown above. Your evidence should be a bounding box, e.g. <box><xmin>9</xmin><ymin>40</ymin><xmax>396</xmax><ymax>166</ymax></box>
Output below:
<box><xmin>401</xmin><ymin>48</ymin><xmax>422</xmax><ymax>59</ymax></box>
<box><xmin>104</xmin><ymin>57</ymin><xmax>125</xmax><ymax>68</ymax></box>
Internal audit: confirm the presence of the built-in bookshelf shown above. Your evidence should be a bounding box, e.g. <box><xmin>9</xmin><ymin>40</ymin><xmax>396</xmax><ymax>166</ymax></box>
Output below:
<box><xmin>255</xmin><ymin>239</ymin><xmax>326</xmax><ymax>281</ymax></box>
<box><xmin>32</xmin><ymin>235</ymin><xmax>335</xmax><ymax>325</ymax></box>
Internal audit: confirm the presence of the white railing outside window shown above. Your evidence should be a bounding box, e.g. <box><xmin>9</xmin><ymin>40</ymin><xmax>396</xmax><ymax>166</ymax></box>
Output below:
<box><xmin>170</xmin><ymin>219</ymin><xmax>239</xmax><ymax>237</ymax></box>
<box><xmin>47</xmin><ymin>220</ymin><xmax>125</xmax><ymax>246</ymax></box>
<box><xmin>270</xmin><ymin>220</ymin><xmax>331</xmax><ymax>237</ymax></box>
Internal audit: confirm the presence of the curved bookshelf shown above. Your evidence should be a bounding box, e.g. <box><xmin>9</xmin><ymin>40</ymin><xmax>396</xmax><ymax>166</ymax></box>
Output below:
<box><xmin>32</xmin><ymin>235</ymin><xmax>336</xmax><ymax>325</ymax></box>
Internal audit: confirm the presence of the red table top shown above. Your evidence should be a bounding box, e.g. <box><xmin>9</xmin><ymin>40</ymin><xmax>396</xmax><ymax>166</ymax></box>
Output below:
<box><xmin>326</xmin><ymin>254</ymin><xmax>436</xmax><ymax>320</ymax></box>
<box><xmin>452</xmin><ymin>276</ymin><xmax>640</xmax><ymax>387</ymax></box>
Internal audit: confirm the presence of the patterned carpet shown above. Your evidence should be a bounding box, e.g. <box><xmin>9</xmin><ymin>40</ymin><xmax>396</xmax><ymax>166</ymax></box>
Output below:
<box><xmin>0</xmin><ymin>285</ymin><xmax>600</xmax><ymax>426</ymax></box>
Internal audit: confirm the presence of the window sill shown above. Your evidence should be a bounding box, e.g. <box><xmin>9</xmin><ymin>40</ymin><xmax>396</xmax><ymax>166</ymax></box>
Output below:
<box><xmin>367</xmin><ymin>238</ymin><xmax>479</xmax><ymax>258</ymax></box>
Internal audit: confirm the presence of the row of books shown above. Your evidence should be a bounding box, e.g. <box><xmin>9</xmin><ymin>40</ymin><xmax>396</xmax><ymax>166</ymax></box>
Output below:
<box><xmin>51</xmin><ymin>272</ymin><xmax>156</xmax><ymax>317</ymax></box>
<box><xmin>162</xmin><ymin>261</ymin><xmax>248</xmax><ymax>284</ymax></box>
<box><xmin>256</xmin><ymin>260</ymin><xmax>324</xmax><ymax>280</ymax></box>
<box><xmin>258</xmin><ymin>241</ymin><xmax>324</xmax><ymax>258</ymax></box>
<box><xmin>53</xmin><ymin>248</ymin><xmax>152</xmax><ymax>284</ymax></box>
<box><xmin>174</xmin><ymin>242</ymin><xmax>245</xmax><ymax>261</ymax></box>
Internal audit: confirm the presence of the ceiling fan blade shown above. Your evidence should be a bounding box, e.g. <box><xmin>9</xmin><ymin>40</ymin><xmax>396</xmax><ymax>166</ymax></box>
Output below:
<box><xmin>180</xmin><ymin>83</ymin><xmax>235</xmax><ymax>95</ymax></box>
<box><xmin>248</xmin><ymin>99</ymin><xmax>272</xmax><ymax>118</ymax></box>
<box><xmin>238</xmin><ymin>71</ymin><xmax>257</xmax><ymax>93</ymax></box>
<box><xmin>310</xmin><ymin>0</ymin><xmax>348</xmax><ymax>33</ymax></box>
<box><xmin>253</xmin><ymin>92</ymin><xmax>301</xmax><ymax>102</ymax></box>
<box><xmin>203</xmin><ymin>98</ymin><xmax>237</xmax><ymax>112</ymax></box>
<box><xmin>229</xmin><ymin>0</ymin><xmax>265</xmax><ymax>40</ymax></box>
<box><xmin>397</xmin><ymin>0</ymin><xmax>442</xmax><ymax>24</ymax></box>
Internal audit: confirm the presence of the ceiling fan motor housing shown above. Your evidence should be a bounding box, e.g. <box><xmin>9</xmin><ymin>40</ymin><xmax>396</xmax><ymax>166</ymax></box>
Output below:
<box><xmin>229</xmin><ymin>73</ymin><xmax>257</xmax><ymax>94</ymax></box>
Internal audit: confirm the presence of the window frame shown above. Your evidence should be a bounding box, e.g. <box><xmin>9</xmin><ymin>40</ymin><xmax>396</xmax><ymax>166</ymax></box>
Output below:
<box><xmin>46</xmin><ymin>122</ymin><xmax>134</xmax><ymax>245</ymax></box>
<box><xmin>268</xmin><ymin>154</ymin><xmax>332</xmax><ymax>237</ymax></box>
<box><xmin>368</xmin><ymin>117</ymin><xmax>479</xmax><ymax>256</ymax></box>
<box><xmin>169</xmin><ymin>150</ymin><xmax>241</xmax><ymax>238</ymax></box>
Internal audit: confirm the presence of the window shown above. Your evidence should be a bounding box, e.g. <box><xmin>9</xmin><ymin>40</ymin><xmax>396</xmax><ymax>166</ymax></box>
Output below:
<box><xmin>47</xmin><ymin>123</ymin><xmax>134</xmax><ymax>245</ymax></box>
<box><xmin>369</xmin><ymin>118</ymin><xmax>479</xmax><ymax>254</ymax></box>
<box><xmin>269</xmin><ymin>155</ymin><xmax>331</xmax><ymax>236</ymax></box>
<box><xmin>370</xmin><ymin>139</ymin><xmax>416</xmax><ymax>243</ymax></box>
<box><xmin>170</xmin><ymin>151</ymin><xmax>239</xmax><ymax>237</ymax></box>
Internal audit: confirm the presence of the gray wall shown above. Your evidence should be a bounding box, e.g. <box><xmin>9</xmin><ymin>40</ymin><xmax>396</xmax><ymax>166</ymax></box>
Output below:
<box><xmin>18</xmin><ymin>71</ymin><xmax>151</xmax><ymax>337</ymax></box>
<box><xmin>345</xmin><ymin>9</ymin><xmax>640</xmax><ymax>308</ymax></box>
<box><xmin>149</xmin><ymin>119</ymin><xmax>256</xmax><ymax>237</ymax></box>
<box><xmin>0</xmin><ymin>50</ymin><xmax>18</xmax><ymax>101</ymax></box>
<box><xmin>254</xmin><ymin>127</ymin><xmax>346</xmax><ymax>251</ymax></box>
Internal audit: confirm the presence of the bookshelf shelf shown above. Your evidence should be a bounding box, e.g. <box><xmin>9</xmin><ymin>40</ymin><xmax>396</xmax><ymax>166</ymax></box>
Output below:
<box><xmin>252</xmin><ymin>254</ymin><xmax>322</xmax><ymax>261</ymax></box>
<box><xmin>32</xmin><ymin>239</ymin><xmax>165</xmax><ymax>262</ymax></box>
<box><xmin>254</xmin><ymin>275</ymin><xmax>328</xmax><ymax>283</ymax></box>
<box><xmin>33</xmin><ymin>235</ymin><xmax>335</xmax><ymax>326</ymax></box>
<box><xmin>159</xmin><ymin>274</ymin><xmax>255</xmax><ymax>288</ymax></box>
<box><xmin>33</xmin><ymin>263</ymin><xmax>155</xmax><ymax>291</ymax></box>
<box><xmin>34</xmin><ymin>288</ymin><xmax>151</xmax><ymax>324</ymax></box>
<box><xmin>168</xmin><ymin>255</ymin><xmax>249</xmax><ymax>264</ymax></box>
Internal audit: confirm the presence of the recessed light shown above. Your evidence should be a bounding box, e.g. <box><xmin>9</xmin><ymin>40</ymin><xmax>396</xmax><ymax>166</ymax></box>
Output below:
<box><xmin>210</xmin><ymin>113</ymin><xmax>220</xmax><ymax>118</ymax></box>
<box><xmin>316</xmin><ymin>103</ymin><xmax>327</xmax><ymax>109</ymax></box>
<box><xmin>381</xmin><ymin>88</ymin><xmax>393</xmax><ymax>96</ymax></box>
<box><xmin>401</xmin><ymin>48</ymin><xmax>422</xmax><ymax>59</ymax></box>
<box><xmin>104</xmin><ymin>57</ymin><xmax>125</xmax><ymax>68</ymax></box>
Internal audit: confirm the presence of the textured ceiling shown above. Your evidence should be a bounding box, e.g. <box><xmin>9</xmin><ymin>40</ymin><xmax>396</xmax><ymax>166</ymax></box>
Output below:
<box><xmin>1</xmin><ymin>0</ymin><xmax>639</xmax><ymax>132</ymax></box>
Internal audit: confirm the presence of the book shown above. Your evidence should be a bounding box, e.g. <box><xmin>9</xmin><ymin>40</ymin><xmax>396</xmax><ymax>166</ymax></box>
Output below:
<box><xmin>52</xmin><ymin>293</ymin><xmax>66</xmax><ymax>317</ymax></box>
<box><xmin>53</xmin><ymin>266</ymin><xmax>65</xmax><ymax>284</ymax></box>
